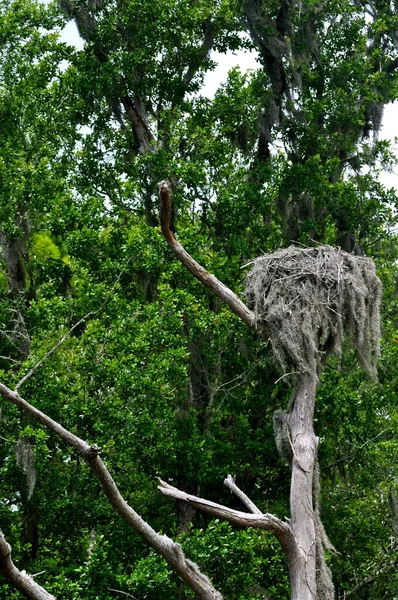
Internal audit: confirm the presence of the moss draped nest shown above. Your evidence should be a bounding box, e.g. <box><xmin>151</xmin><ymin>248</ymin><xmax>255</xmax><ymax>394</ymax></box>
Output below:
<box><xmin>245</xmin><ymin>245</ymin><xmax>382</xmax><ymax>377</ymax></box>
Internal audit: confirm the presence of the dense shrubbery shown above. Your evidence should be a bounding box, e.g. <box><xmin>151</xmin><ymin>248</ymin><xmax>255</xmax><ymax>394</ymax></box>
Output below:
<box><xmin>0</xmin><ymin>0</ymin><xmax>397</xmax><ymax>598</ymax></box>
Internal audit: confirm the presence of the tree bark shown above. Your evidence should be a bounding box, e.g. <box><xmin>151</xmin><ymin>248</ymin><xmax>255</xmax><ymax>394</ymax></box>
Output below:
<box><xmin>157</xmin><ymin>182</ymin><xmax>336</xmax><ymax>599</ymax></box>
<box><xmin>0</xmin><ymin>530</ymin><xmax>55</xmax><ymax>600</ymax></box>
<box><xmin>0</xmin><ymin>212</ymin><xmax>31</xmax><ymax>360</ymax></box>
<box><xmin>288</xmin><ymin>372</ymin><xmax>318</xmax><ymax>600</ymax></box>
<box><xmin>158</xmin><ymin>479</ymin><xmax>293</xmax><ymax>551</ymax></box>
<box><xmin>158</xmin><ymin>180</ymin><xmax>256</xmax><ymax>330</ymax></box>
<box><xmin>0</xmin><ymin>214</ymin><xmax>29</xmax><ymax>295</ymax></box>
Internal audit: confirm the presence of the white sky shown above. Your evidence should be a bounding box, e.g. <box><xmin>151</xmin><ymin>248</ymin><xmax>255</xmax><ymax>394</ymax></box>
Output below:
<box><xmin>202</xmin><ymin>48</ymin><xmax>260</xmax><ymax>96</ymax></box>
<box><xmin>59</xmin><ymin>20</ymin><xmax>398</xmax><ymax>191</ymax></box>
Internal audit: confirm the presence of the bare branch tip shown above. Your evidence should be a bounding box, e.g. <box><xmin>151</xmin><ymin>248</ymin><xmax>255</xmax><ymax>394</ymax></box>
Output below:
<box><xmin>157</xmin><ymin>179</ymin><xmax>171</xmax><ymax>194</ymax></box>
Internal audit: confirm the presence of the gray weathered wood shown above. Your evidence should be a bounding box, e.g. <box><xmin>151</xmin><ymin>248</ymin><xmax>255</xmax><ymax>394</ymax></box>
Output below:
<box><xmin>0</xmin><ymin>383</ymin><xmax>222</xmax><ymax>600</ymax></box>
<box><xmin>0</xmin><ymin>530</ymin><xmax>55</xmax><ymax>600</ymax></box>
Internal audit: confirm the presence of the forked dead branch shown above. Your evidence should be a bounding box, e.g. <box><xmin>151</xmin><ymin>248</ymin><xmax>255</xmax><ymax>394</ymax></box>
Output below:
<box><xmin>0</xmin><ymin>382</ymin><xmax>223</xmax><ymax>600</ymax></box>
<box><xmin>157</xmin><ymin>180</ymin><xmax>382</xmax><ymax>600</ymax></box>
<box><xmin>0</xmin><ymin>182</ymin><xmax>382</xmax><ymax>600</ymax></box>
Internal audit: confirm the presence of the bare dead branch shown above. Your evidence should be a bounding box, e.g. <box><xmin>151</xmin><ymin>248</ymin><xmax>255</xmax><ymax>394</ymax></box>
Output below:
<box><xmin>223</xmin><ymin>474</ymin><xmax>262</xmax><ymax>514</ymax></box>
<box><xmin>0</xmin><ymin>383</ymin><xmax>222</xmax><ymax>600</ymax></box>
<box><xmin>158</xmin><ymin>180</ymin><xmax>256</xmax><ymax>330</ymax></box>
<box><xmin>0</xmin><ymin>356</ymin><xmax>19</xmax><ymax>364</ymax></box>
<box><xmin>158</xmin><ymin>479</ymin><xmax>292</xmax><ymax>551</ymax></box>
<box><xmin>0</xmin><ymin>383</ymin><xmax>91</xmax><ymax>454</ymax></box>
<box><xmin>0</xmin><ymin>529</ymin><xmax>55</xmax><ymax>600</ymax></box>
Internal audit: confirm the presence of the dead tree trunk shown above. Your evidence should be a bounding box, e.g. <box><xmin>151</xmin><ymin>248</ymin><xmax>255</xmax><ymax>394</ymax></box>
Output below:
<box><xmin>0</xmin><ymin>181</ymin><xmax>380</xmax><ymax>600</ymax></box>
<box><xmin>288</xmin><ymin>372</ymin><xmax>317</xmax><ymax>600</ymax></box>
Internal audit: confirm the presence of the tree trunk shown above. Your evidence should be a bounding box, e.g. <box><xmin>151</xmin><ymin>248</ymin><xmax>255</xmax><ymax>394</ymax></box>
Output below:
<box><xmin>0</xmin><ymin>212</ymin><xmax>31</xmax><ymax>360</ymax></box>
<box><xmin>0</xmin><ymin>212</ymin><xmax>29</xmax><ymax>296</ymax></box>
<box><xmin>288</xmin><ymin>372</ymin><xmax>318</xmax><ymax>600</ymax></box>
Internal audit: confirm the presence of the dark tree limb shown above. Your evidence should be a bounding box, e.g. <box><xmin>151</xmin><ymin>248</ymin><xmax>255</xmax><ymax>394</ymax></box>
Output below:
<box><xmin>182</xmin><ymin>19</ymin><xmax>215</xmax><ymax>90</ymax></box>
<box><xmin>0</xmin><ymin>530</ymin><xmax>54</xmax><ymax>600</ymax></box>
<box><xmin>158</xmin><ymin>180</ymin><xmax>256</xmax><ymax>330</ymax></box>
<box><xmin>0</xmin><ymin>383</ymin><xmax>222</xmax><ymax>600</ymax></box>
<box><xmin>121</xmin><ymin>95</ymin><xmax>154</xmax><ymax>154</ymax></box>
<box><xmin>0</xmin><ymin>211</ymin><xmax>31</xmax><ymax>361</ymax></box>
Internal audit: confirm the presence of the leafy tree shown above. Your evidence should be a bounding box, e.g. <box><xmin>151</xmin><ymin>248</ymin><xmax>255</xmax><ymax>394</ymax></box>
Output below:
<box><xmin>0</xmin><ymin>0</ymin><xmax>397</xmax><ymax>599</ymax></box>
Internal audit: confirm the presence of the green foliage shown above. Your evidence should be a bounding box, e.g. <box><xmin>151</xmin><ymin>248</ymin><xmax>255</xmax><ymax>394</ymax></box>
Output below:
<box><xmin>0</xmin><ymin>0</ymin><xmax>398</xmax><ymax>598</ymax></box>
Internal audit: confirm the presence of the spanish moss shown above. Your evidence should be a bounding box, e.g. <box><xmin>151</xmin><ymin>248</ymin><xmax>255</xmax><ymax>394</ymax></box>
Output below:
<box><xmin>246</xmin><ymin>245</ymin><xmax>382</xmax><ymax>378</ymax></box>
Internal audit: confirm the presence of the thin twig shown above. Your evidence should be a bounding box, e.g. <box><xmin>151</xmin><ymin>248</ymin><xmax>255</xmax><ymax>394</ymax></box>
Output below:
<box><xmin>0</xmin><ymin>435</ymin><xmax>16</xmax><ymax>443</ymax></box>
<box><xmin>109</xmin><ymin>589</ymin><xmax>138</xmax><ymax>599</ymax></box>
<box><xmin>274</xmin><ymin>371</ymin><xmax>296</xmax><ymax>385</ymax></box>
<box><xmin>0</xmin><ymin>356</ymin><xmax>19</xmax><ymax>364</ymax></box>
<box><xmin>214</xmin><ymin>365</ymin><xmax>255</xmax><ymax>392</ymax></box>
<box><xmin>15</xmin><ymin>258</ymin><xmax>133</xmax><ymax>391</ymax></box>
<box><xmin>324</xmin><ymin>428</ymin><xmax>390</xmax><ymax>471</ymax></box>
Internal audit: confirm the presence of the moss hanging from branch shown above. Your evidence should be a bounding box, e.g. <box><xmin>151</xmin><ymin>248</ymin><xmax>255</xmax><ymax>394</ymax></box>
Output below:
<box><xmin>246</xmin><ymin>245</ymin><xmax>382</xmax><ymax>377</ymax></box>
<box><xmin>16</xmin><ymin>438</ymin><xmax>37</xmax><ymax>500</ymax></box>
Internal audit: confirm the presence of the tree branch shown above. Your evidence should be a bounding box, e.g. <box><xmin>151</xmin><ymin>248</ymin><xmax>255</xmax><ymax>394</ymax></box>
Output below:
<box><xmin>158</xmin><ymin>479</ymin><xmax>292</xmax><ymax>551</ymax></box>
<box><xmin>158</xmin><ymin>180</ymin><xmax>256</xmax><ymax>330</ymax></box>
<box><xmin>182</xmin><ymin>20</ymin><xmax>215</xmax><ymax>90</ymax></box>
<box><xmin>0</xmin><ymin>530</ymin><xmax>55</xmax><ymax>600</ymax></box>
<box><xmin>223</xmin><ymin>474</ymin><xmax>262</xmax><ymax>514</ymax></box>
<box><xmin>0</xmin><ymin>383</ymin><xmax>222</xmax><ymax>600</ymax></box>
<box><xmin>122</xmin><ymin>95</ymin><xmax>154</xmax><ymax>154</ymax></box>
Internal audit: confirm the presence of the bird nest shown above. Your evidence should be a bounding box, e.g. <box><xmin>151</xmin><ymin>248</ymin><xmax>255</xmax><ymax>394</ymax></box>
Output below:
<box><xmin>245</xmin><ymin>245</ymin><xmax>381</xmax><ymax>377</ymax></box>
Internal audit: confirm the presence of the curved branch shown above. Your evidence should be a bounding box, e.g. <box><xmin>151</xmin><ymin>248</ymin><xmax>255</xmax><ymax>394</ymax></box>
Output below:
<box><xmin>0</xmin><ymin>530</ymin><xmax>55</xmax><ymax>600</ymax></box>
<box><xmin>158</xmin><ymin>180</ymin><xmax>256</xmax><ymax>330</ymax></box>
<box><xmin>158</xmin><ymin>479</ymin><xmax>293</xmax><ymax>552</ymax></box>
<box><xmin>0</xmin><ymin>383</ymin><xmax>222</xmax><ymax>600</ymax></box>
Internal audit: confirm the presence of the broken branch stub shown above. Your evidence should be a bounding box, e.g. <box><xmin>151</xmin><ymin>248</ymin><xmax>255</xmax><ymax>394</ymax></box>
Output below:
<box><xmin>223</xmin><ymin>474</ymin><xmax>263</xmax><ymax>515</ymax></box>
<box><xmin>158</xmin><ymin>479</ymin><xmax>293</xmax><ymax>552</ymax></box>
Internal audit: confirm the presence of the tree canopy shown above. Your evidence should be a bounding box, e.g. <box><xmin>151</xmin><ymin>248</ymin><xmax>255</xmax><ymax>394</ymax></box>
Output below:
<box><xmin>0</xmin><ymin>0</ymin><xmax>397</xmax><ymax>598</ymax></box>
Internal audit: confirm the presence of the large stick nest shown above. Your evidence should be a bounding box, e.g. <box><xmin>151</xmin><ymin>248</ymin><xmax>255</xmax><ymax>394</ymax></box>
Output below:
<box><xmin>246</xmin><ymin>245</ymin><xmax>382</xmax><ymax>377</ymax></box>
